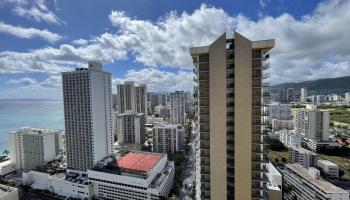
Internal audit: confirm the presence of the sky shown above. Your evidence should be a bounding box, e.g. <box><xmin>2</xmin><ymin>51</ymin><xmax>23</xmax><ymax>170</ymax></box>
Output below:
<box><xmin>0</xmin><ymin>0</ymin><xmax>349</xmax><ymax>99</ymax></box>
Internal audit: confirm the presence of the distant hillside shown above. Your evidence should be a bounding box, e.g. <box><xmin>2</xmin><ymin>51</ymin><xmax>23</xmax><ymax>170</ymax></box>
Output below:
<box><xmin>270</xmin><ymin>76</ymin><xmax>350</xmax><ymax>95</ymax></box>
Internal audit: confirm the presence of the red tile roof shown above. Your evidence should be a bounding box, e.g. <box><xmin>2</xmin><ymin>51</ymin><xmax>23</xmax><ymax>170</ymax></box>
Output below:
<box><xmin>116</xmin><ymin>152</ymin><xmax>162</xmax><ymax>173</ymax></box>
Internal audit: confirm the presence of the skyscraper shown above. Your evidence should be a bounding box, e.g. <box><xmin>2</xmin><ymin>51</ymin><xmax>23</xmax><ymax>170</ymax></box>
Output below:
<box><xmin>170</xmin><ymin>91</ymin><xmax>186</xmax><ymax>125</ymax></box>
<box><xmin>287</xmin><ymin>88</ymin><xmax>296</xmax><ymax>102</ymax></box>
<box><xmin>191</xmin><ymin>32</ymin><xmax>274</xmax><ymax>200</ymax></box>
<box><xmin>116</xmin><ymin>81</ymin><xmax>147</xmax><ymax>114</ymax></box>
<box><xmin>300</xmin><ymin>87</ymin><xmax>307</xmax><ymax>102</ymax></box>
<box><xmin>62</xmin><ymin>61</ymin><xmax>114</xmax><ymax>172</ymax></box>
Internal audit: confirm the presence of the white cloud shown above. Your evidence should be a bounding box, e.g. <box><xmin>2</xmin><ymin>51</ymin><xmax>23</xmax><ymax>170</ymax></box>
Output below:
<box><xmin>7</xmin><ymin>75</ymin><xmax>61</xmax><ymax>89</ymax></box>
<box><xmin>113</xmin><ymin>68</ymin><xmax>193</xmax><ymax>92</ymax></box>
<box><xmin>3</xmin><ymin>0</ymin><xmax>63</xmax><ymax>25</ymax></box>
<box><xmin>1</xmin><ymin>1</ymin><xmax>350</xmax><ymax>85</ymax></box>
<box><xmin>0</xmin><ymin>21</ymin><xmax>61</xmax><ymax>42</ymax></box>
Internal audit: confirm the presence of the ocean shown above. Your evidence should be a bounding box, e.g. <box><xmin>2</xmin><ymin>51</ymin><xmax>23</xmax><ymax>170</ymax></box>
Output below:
<box><xmin>0</xmin><ymin>99</ymin><xmax>64</xmax><ymax>154</ymax></box>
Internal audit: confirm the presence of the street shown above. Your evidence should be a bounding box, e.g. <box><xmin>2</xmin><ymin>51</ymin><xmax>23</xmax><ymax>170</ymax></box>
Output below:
<box><xmin>179</xmin><ymin>140</ymin><xmax>195</xmax><ymax>200</ymax></box>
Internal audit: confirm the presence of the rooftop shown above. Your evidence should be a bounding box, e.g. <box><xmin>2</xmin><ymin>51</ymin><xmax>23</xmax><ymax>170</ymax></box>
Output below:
<box><xmin>116</xmin><ymin>152</ymin><xmax>162</xmax><ymax>174</ymax></box>
<box><xmin>285</xmin><ymin>164</ymin><xmax>347</xmax><ymax>193</ymax></box>
<box><xmin>318</xmin><ymin>160</ymin><xmax>338</xmax><ymax>166</ymax></box>
<box><xmin>9</xmin><ymin>127</ymin><xmax>61</xmax><ymax>135</ymax></box>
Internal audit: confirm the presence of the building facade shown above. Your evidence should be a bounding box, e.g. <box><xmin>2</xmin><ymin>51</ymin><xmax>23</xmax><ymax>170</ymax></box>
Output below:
<box><xmin>283</xmin><ymin>164</ymin><xmax>349</xmax><ymax>200</ymax></box>
<box><xmin>62</xmin><ymin>61</ymin><xmax>114</xmax><ymax>172</ymax></box>
<box><xmin>300</xmin><ymin>87</ymin><xmax>307</xmax><ymax>103</ymax></box>
<box><xmin>317</xmin><ymin>160</ymin><xmax>339</xmax><ymax>178</ymax></box>
<box><xmin>88</xmin><ymin>151</ymin><xmax>174</xmax><ymax>200</ymax></box>
<box><xmin>117</xmin><ymin>81</ymin><xmax>148</xmax><ymax>115</ymax></box>
<box><xmin>295</xmin><ymin>108</ymin><xmax>329</xmax><ymax>141</ymax></box>
<box><xmin>277</xmin><ymin>130</ymin><xmax>301</xmax><ymax>148</ymax></box>
<box><xmin>170</xmin><ymin>91</ymin><xmax>186</xmax><ymax>125</ymax></box>
<box><xmin>152</xmin><ymin>124</ymin><xmax>185</xmax><ymax>154</ymax></box>
<box><xmin>116</xmin><ymin>111</ymin><xmax>146</xmax><ymax>144</ymax></box>
<box><xmin>288</xmin><ymin>146</ymin><xmax>317</xmax><ymax>168</ymax></box>
<box><xmin>191</xmin><ymin>32</ymin><xmax>274</xmax><ymax>200</ymax></box>
<box><xmin>268</xmin><ymin>102</ymin><xmax>292</xmax><ymax>122</ymax></box>
<box><xmin>8</xmin><ymin>127</ymin><xmax>60</xmax><ymax>171</ymax></box>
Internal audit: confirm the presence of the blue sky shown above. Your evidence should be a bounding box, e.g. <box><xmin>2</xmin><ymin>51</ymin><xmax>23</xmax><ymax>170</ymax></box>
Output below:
<box><xmin>0</xmin><ymin>0</ymin><xmax>349</xmax><ymax>99</ymax></box>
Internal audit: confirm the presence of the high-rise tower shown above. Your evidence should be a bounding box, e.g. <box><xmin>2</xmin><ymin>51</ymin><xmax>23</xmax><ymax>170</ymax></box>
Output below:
<box><xmin>191</xmin><ymin>32</ymin><xmax>274</xmax><ymax>200</ymax></box>
<box><xmin>62</xmin><ymin>61</ymin><xmax>114</xmax><ymax>172</ymax></box>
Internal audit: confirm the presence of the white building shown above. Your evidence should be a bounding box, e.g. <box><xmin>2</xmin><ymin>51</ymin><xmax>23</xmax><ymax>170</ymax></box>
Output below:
<box><xmin>149</xmin><ymin>93</ymin><xmax>168</xmax><ymax>113</ymax></box>
<box><xmin>88</xmin><ymin>151</ymin><xmax>174</xmax><ymax>200</ymax></box>
<box><xmin>0</xmin><ymin>184</ymin><xmax>18</xmax><ymax>200</ymax></box>
<box><xmin>62</xmin><ymin>61</ymin><xmax>114</xmax><ymax>172</ymax></box>
<box><xmin>277</xmin><ymin>130</ymin><xmax>301</xmax><ymax>148</ymax></box>
<box><xmin>23</xmin><ymin>171</ymin><xmax>92</xmax><ymax>199</ymax></box>
<box><xmin>271</xmin><ymin>119</ymin><xmax>294</xmax><ymax>130</ymax></box>
<box><xmin>154</xmin><ymin>105</ymin><xmax>170</xmax><ymax>119</ymax></box>
<box><xmin>170</xmin><ymin>91</ymin><xmax>186</xmax><ymax>125</ymax></box>
<box><xmin>117</xmin><ymin>81</ymin><xmax>147</xmax><ymax>115</ymax></box>
<box><xmin>8</xmin><ymin>127</ymin><xmax>61</xmax><ymax>171</ymax></box>
<box><xmin>294</xmin><ymin>108</ymin><xmax>330</xmax><ymax>151</ymax></box>
<box><xmin>288</xmin><ymin>146</ymin><xmax>317</xmax><ymax>168</ymax></box>
<box><xmin>318</xmin><ymin>160</ymin><xmax>339</xmax><ymax>178</ymax></box>
<box><xmin>266</xmin><ymin>162</ymin><xmax>282</xmax><ymax>200</ymax></box>
<box><xmin>152</xmin><ymin>124</ymin><xmax>185</xmax><ymax>154</ymax></box>
<box><xmin>116</xmin><ymin>111</ymin><xmax>146</xmax><ymax>145</ymax></box>
<box><xmin>0</xmin><ymin>160</ymin><xmax>16</xmax><ymax>177</ymax></box>
<box><xmin>284</xmin><ymin>164</ymin><xmax>349</xmax><ymax>200</ymax></box>
<box><xmin>268</xmin><ymin>103</ymin><xmax>292</xmax><ymax>122</ymax></box>
<box><xmin>300</xmin><ymin>87</ymin><xmax>307</xmax><ymax>103</ymax></box>
<box><xmin>345</xmin><ymin>92</ymin><xmax>350</xmax><ymax>105</ymax></box>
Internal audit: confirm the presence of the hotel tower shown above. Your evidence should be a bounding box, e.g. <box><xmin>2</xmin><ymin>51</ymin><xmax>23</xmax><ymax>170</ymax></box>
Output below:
<box><xmin>191</xmin><ymin>32</ymin><xmax>274</xmax><ymax>200</ymax></box>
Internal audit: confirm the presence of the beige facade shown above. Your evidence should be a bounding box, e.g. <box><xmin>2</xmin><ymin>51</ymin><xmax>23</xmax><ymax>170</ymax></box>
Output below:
<box><xmin>191</xmin><ymin>32</ymin><xmax>274</xmax><ymax>200</ymax></box>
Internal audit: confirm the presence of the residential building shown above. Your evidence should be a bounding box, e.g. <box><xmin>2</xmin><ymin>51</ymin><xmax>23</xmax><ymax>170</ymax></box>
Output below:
<box><xmin>170</xmin><ymin>91</ymin><xmax>186</xmax><ymax>125</ymax></box>
<box><xmin>300</xmin><ymin>87</ymin><xmax>307</xmax><ymax>103</ymax></box>
<box><xmin>268</xmin><ymin>102</ymin><xmax>292</xmax><ymax>122</ymax></box>
<box><xmin>191</xmin><ymin>32</ymin><xmax>274</xmax><ymax>199</ymax></box>
<box><xmin>62</xmin><ymin>61</ymin><xmax>114</xmax><ymax>172</ymax></box>
<box><xmin>318</xmin><ymin>160</ymin><xmax>339</xmax><ymax>178</ymax></box>
<box><xmin>0</xmin><ymin>184</ymin><xmax>18</xmax><ymax>200</ymax></box>
<box><xmin>345</xmin><ymin>92</ymin><xmax>350</xmax><ymax>105</ymax></box>
<box><xmin>277</xmin><ymin>130</ymin><xmax>301</xmax><ymax>148</ymax></box>
<box><xmin>8</xmin><ymin>127</ymin><xmax>61</xmax><ymax>171</ymax></box>
<box><xmin>266</xmin><ymin>163</ymin><xmax>282</xmax><ymax>200</ymax></box>
<box><xmin>271</xmin><ymin>119</ymin><xmax>294</xmax><ymax>130</ymax></box>
<box><xmin>277</xmin><ymin>88</ymin><xmax>287</xmax><ymax>103</ymax></box>
<box><xmin>154</xmin><ymin>105</ymin><xmax>170</xmax><ymax>119</ymax></box>
<box><xmin>283</xmin><ymin>164</ymin><xmax>349</xmax><ymax>200</ymax></box>
<box><xmin>287</xmin><ymin>88</ymin><xmax>296</xmax><ymax>102</ymax></box>
<box><xmin>88</xmin><ymin>151</ymin><xmax>174</xmax><ymax>200</ymax></box>
<box><xmin>152</xmin><ymin>124</ymin><xmax>185</xmax><ymax>154</ymax></box>
<box><xmin>149</xmin><ymin>92</ymin><xmax>167</xmax><ymax>113</ymax></box>
<box><xmin>135</xmin><ymin>84</ymin><xmax>148</xmax><ymax>115</ymax></box>
<box><xmin>316</xmin><ymin>95</ymin><xmax>326</xmax><ymax>104</ymax></box>
<box><xmin>116</xmin><ymin>111</ymin><xmax>146</xmax><ymax>145</ymax></box>
<box><xmin>288</xmin><ymin>146</ymin><xmax>317</xmax><ymax>168</ymax></box>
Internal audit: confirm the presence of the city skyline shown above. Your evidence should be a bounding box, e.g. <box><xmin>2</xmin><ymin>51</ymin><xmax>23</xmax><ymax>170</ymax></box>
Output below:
<box><xmin>1</xmin><ymin>0</ymin><xmax>350</xmax><ymax>99</ymax></box>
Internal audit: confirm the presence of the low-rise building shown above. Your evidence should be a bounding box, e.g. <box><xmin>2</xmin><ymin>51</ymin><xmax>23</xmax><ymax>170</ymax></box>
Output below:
<box><xmin>0</xmin><ymin>160</ymin><xmax>16</xmax><ymax>177</ymax></box>
<box><xmin>8</xmin><ymin>127</ymin><xmax>61</xmax><ymax>171</ymax></box>
<box><xmin>318</xmin><ymin>160</ymin><xmax>339</xmax><ymax>178</ymax></box>
<box><xmin>152</xmin><ymin>124</ymin><xmax>185</xmax><ymax>154</ymax></box>
<box><xmin>288</xmin><ymin>146</ymin><xmax>317</xmax><ymax>168</ymax></box>
<box><xmin>23</xmin><ymin>171</ymin><xmax>92</xmax><ymax>199</ymax></box>
<box><xmin>0</xmin><ymin>184</ymin><xmax>18</xmax><ymax>200</ymax></box>
<box><xmin>266</xmin><ymin>162</ymin><xmax>282</xmax><ymax>200</ymax></box>
<box><xmin>88</xmin><ymin>151</ymin><xmax>174</xmax><ymax>200</ymax></box>
<box><xmin>283</xmin><ymin>164</ymin><xmax>349</xmax><ymax>200</ymax></box>
<box><xmin>277</xmin><ymin>130</ymin><xmax>301</xmax><ymax>148</ymax></box>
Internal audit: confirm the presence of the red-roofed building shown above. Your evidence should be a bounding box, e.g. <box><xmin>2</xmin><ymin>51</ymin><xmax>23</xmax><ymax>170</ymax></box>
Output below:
<box><xmin>116</xmin><ymin>152</ymin><xmax>162</xmax><ymax>173</ymax></box>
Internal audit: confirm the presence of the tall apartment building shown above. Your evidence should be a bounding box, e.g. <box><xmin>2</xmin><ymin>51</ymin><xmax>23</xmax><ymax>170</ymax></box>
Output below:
<box><xmin>284</xmin><ymin>164</ymin><xmax>349</xmax><ymax>200</ymax></box>
<box><xmin>170</xmin><ymin>91</ymin><xmax>186</xmax><ymax>125</ymax></box>
<box><xmin>117</xmin><ymin>81</ymin><xmax>147</xmax><ymax>114</ymax></box>
<box><xmin>345</xmin><ymin>92</ymin><xmax>350</xmax><ymax>105</ymax></box>
<box><xmin>152</xmin><ymin>124</ymin><xmax>185</xmax><ymax>154</ymax></box>
<box><xmin>8</xmin><ymin>127</ymin><xmax>61</xmax><ymax>171</ymax></box>
<box><xmin>300</xmin><ymin>87</ymin><xmax>307</xmax><ymax>102</ymax></box>
<box><xmin>62</xmin><ymin>61</ymin><xmax>114</xmax><ymax>172</ymax></box>
<box><xmin>149</xmin><ymin>92</ymin><xmax>168</xmax><ymax>113</ymax></box>
<box><xmin>295</xmin><ymin>109</ymin><xmax>329</xmax><ymax>141</ymax></box>
<box><xmin>191</xmin><ymin>32</ymin><xmax>274</xmax><ymax>200</ymax></box>
<box><xmin>268</xmin><ymin>102</ymin><xmax>292</xmax><ymax>121</ymax></box>
<box><xmin>287</xmin><ymin>88</ymin><xmax>296</xmax><ymax>102</ymax></box>
<box><xmin>116</xmin><ymin>111</ymin><xmax>146</xmax><ymax>144</ymax></box>
<box><xmin>277</xmin><ymin>130</ymin><xmax>301</xmax><ymax>148</ymax></box>
<box><xmin>288</xmin><ymin>146</ymin><xmax>317</xmax><ymax>168</ymax></box>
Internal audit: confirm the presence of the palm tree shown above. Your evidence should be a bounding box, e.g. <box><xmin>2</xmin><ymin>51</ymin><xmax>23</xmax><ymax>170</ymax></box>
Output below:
<box><xmin>3</xmin><ymin>149</ymin><xmax>9</xmax><ymax>155</ymax></box>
